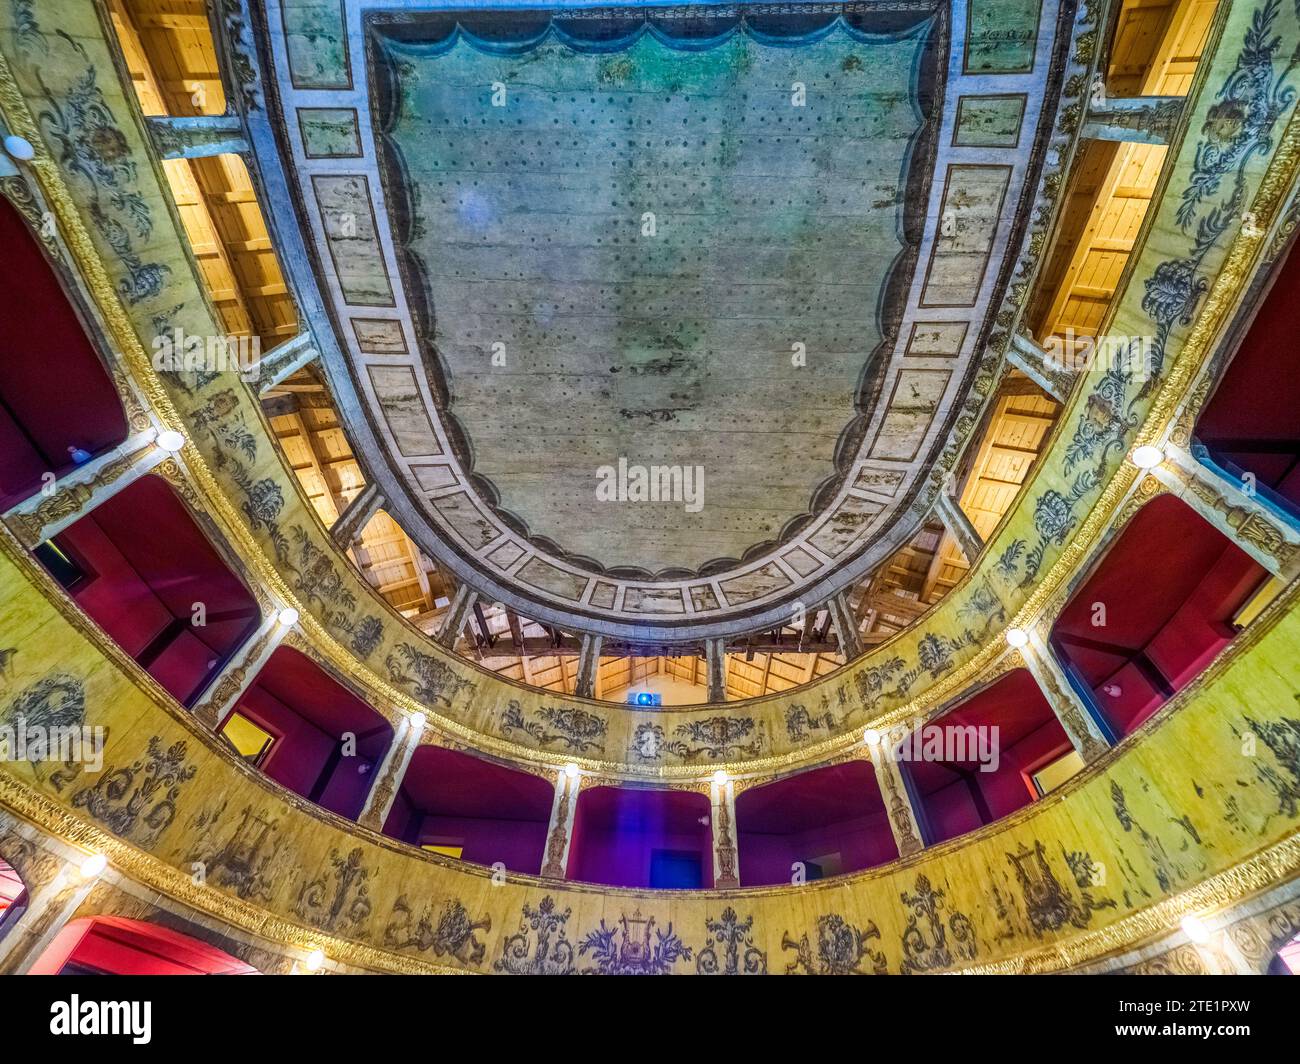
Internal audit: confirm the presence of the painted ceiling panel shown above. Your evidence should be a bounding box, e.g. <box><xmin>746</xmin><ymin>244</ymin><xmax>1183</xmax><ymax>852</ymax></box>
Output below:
<box><xmin>264</xmin><ymin>0</ymin><xmax>1065</xmax><ymax>634</ymax></box>
<box><xmin>376</xmin><ymin>22</ymin><xmax>934</xmax><ymax>573</ymax></box>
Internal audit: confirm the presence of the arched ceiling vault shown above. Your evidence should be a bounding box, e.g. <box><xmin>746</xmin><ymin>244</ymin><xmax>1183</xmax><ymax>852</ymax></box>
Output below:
<box><xmin>251</xmin><ymin>0</ymin><xmax>1079</xmax><ymax>641</ymax></box>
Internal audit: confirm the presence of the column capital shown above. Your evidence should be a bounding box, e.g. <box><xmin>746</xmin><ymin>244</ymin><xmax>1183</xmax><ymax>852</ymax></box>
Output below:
<box><xmin>1154</xmin><ymin>445</ymin><xmax>1300</xmax><ymax>577</ymax></box>
<box><xmin>1081</xmin><ymin>94</ymin><xmax>1184</xmax><ymax>145</ymax></box>
<box><xmin>3</xmin><ymin>431</ymin><xmax>165</xmax><ymax>548</ymax></box>
<box><xmin>146</xmin><ymin>114</ymin><xmax>249</xmax><ymax>160</ymax></box>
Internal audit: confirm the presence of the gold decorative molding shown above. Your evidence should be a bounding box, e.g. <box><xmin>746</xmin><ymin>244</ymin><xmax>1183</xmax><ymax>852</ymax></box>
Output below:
<box><xmin>964</xmin><ymin>834</ymin><xmax>1300</xmax><ymax>974</ymax></box>
<box><xmin>1181</xmin><ymin>469</ymin><xmax>1298</xmax><ymax>570</ymax></box>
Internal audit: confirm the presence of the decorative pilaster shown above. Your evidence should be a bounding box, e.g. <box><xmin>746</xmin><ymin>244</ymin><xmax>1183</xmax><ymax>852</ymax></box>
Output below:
<box><xmin>190</xmin><ymin>614</ymin><xmax>287</xmax><ymax>728</ymax></box>
<box><xmin>434</xmin><ymin>584</ymin><xmax>478</xmax><ymax>649</ymax></box>
<box><xmin>357</xmin><ymin>717</ymin><xmax>423</xmax><ymax>831</ymax></box>
<box><xmin>254</xmin><ymin>332</ymin><xmax>319</xmax><ymax>396</ymax></box>
<box><xmin>146</xmin><ymin>114</ymin><xmax>248</xmax><ymax>159</ymax></box>
<box><xmin>705</xmin><ymin>637</ymin><xmax>727</xmax><ymax>704</ymax></box>
<box><xmin>825</xmin><ymin>592</ymin><xmax>863</xmax><ymax>660</ymax></box>
<box><xmin>709</xmin><ymin>776</ymin><xmax>740</xmax><ymax>888</ymax></box>
<box><xmin>1080</xmin><ymin>94</ymin><xmax>1184</xmax><ymax>145</ymax></box>
<box><xmin>1017</xmin><ymin>635</ymin><xmax>1112</xmax><ymax>763</ymax></box>
<box><xmin>934</xmin><ymin>490</ymin><xmax>984</xmax><ymax>564</ymax></box>
<box><xmin>330</xmin><ymin>482</ymin><xmax>384</xmax><ymax>547</ymax></box>
<box><xmin>870</xmin><ymin>750</ymin><xmax>925</xmax><ymax>857</ymax></box>
<box><xmin>540</xmin><ymin>770</ymin><xmax>580</xmax><ymax>878</ymax></box>
<box><xmin>1153</xmin><ymin>445</ymin><xmax>1300</xmax><ymax>577</ymax></box>
<box><xmin>574</xmin><ymin>634</ymin><xmax>602</xmax><ymax>698</ymax></box>
<box><xmin>1007</xmin><ymin>329</ymin><xmax>1076</xmax><ymax>404</ymax></box>
<box><xmin>2</xmin><ymin>430</ymin><xmax>165</xmax><ymax>548</ymax></box>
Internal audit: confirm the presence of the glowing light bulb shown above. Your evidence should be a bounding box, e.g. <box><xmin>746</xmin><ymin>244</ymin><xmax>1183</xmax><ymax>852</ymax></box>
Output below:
<box><xmin>563</xmin><ymin>762</ymin><xmax>579</xmax><ymax>779</ymax></box>
<box><xmin>863</xmin><ymin>728</ymin><xmax>882</xmax><ymax>747</ymax></box>
<box><xmin>156</xmin><ymin>430</ymin><xmax>186</xmax><ymax>453</ymax></box>
<box><xmin>304</xmin><ymin>948</ymin><xmax>325</xmax><ymax>972</ymax></box>
<box><xmin>1181</xmin><ymin>914</ymin><xmax>1210</xmax><ymax>944</ymax></box>
<box><xmin>276</xmin><ymin>607</ymin><xmax>299</xmax><ymax>627</ymax></box>
<box><xmin>80</xmin><ymin>853</ymin><xmax>107</xmax><ymax>879</ymax></box>
<box><xmin>3</xmin><ymin>135</ymin><xmax>35</xmax><ymax>161</ymax></box>
<box><xmin>1130</xmin><ymin>445</ymin><xmax>1165</xmax><ymax>470</ymax></box>
<box><xmin>409</xmin><ymin>711</ymin><xmax>426</xmax><ymax>730</ymax></box>
<box><xmin>1006</xmin><ymin>627</ymin><xmax>1030</xmax><ymax>648</ymax></box>
<box><xmin>712</xmin><ymin>769</ymin><xmax>728</xmax><ymax>786</ymax></box>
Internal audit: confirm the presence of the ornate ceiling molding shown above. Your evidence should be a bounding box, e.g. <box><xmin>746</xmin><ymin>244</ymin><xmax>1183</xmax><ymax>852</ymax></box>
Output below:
<box><xmin>248</xmin><ymin>0</ymin><xmax>1081</xmax><ymax>638</ymax></box>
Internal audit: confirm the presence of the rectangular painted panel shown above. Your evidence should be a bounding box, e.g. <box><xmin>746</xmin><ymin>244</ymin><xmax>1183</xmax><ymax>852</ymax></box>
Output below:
<box><xmin>965</xmin><ymin>0</ymin><xmax>1042</xmax><ymax>74</ymax></box>
<box><xmin>312</xmin><ymin>175</ymin><xmax>395</xmax><ymax>307</ymax></box>
<box><xmin>952</xmin><ymin>94</ymin><xmax>1028</xmax><ymax>148</ymax></box>
<box><xmin>281</xmin><ymin>0</ymin><xmax>352</xmax><ymax>89</ymax></box>
<box><xmin>869</xmin><ymin>367</ymin><xmax>952</xmax><ymax>461</ymax></box>
<box><xmin>920</xmin><ymin>165</ymin><xmax>1012</xmax><ymax>308</ymax></box>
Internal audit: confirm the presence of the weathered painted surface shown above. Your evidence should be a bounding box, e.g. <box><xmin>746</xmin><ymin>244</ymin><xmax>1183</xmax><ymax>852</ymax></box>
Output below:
<box><xmin>376</xmin><ymin>22</ymin><xmax>937</xmax><ymax>573</ymax></box>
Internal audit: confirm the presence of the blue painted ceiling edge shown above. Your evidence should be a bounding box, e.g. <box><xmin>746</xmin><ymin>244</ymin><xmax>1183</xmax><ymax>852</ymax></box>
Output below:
<box><xmin>363</xmin><ymin>3</ymin><xmax>942</xmax><ymax>57</ymax></box>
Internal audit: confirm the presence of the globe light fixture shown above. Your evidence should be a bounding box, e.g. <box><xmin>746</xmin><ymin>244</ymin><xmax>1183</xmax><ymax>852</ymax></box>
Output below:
<box><xmin>1180</xmin><ymin>914</ymin><xmax>1210</xmax><ymax>944</ymax></box>
<box><xmin>157</xmin><ymin>429</ymin><xmax>187</xmax><ymax>452</ymax></box>
<box><xmin>3</xmin><ymin>134</ymin><xmax>35</xmax><ymax>161</ymax></box>
<box><xmin>80</xmin><ymin>853</ymin><xmax>108</xmax><ymax>879</ymax></box>
<box><xmin>1130</xmin><ymin>444</ymin><xmax>1165</xmax><ymax>470</ymax></box>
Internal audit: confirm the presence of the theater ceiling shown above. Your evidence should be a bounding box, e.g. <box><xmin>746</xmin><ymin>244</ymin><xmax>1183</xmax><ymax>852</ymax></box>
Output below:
<box><xmin>257</xmin><ymin>0</ymin><xmax>1069</xmax><ymax>638</ymax></box>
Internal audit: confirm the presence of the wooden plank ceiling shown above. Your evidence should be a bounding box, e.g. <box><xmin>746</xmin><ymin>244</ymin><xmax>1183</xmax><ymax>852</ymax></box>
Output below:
<box><xmin>842</xmin><ymin>374</ymin><xmax>1060</xmax><ymax>647</ymax></box>
<box><xmin>100</xmin><ymin>0</ymin><xmax>1211</xmax><ymax>704</ymax></box>
<box><xmin>1028</xmin><ymin>0</ymin><xmax>1217</xmax><ymax>350</ymax></box>
<box><xmin>109</xmin><ymin>0</ymin><xmax>297</xmax><ymax>349</ymax></box>
<box><xmin>266</xmin><ymin>368</ymin><xmax>456</xmax><ymax>623</ymax></box>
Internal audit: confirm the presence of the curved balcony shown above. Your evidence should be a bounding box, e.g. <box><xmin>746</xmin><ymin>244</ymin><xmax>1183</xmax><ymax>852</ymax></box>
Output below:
<box><xmin>0</xmin><ymin>0</ymin><xmax>1297</xmax><ymax>983</ymax></box>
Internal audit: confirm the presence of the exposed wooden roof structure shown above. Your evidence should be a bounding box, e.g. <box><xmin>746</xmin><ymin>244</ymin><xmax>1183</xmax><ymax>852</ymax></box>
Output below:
<box><xmin>1029</xmin><ymin>0</ymin><xmax>1217</xmax><ymax>346</ymax></box>
<box><xmin>99</xmin><ymin>0</ymin><xmax>1209</xmax><ymax>703</ymax></box>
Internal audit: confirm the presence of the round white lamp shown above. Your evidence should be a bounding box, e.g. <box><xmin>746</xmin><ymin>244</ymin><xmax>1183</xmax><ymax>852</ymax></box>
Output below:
<box><xmin>3</xmin><ymin>135</ymin><xmax>35</xmax><ymax>161</ymax></box>
<box><xmin>156</xmin><ymin>429</ymin><xmax>186</xmax><ymax>453</ymax></box>
<box><xmin>1130</xmin><ymin>445</ymin><xmax>1165</xmax><ymax>470</ymax></box>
